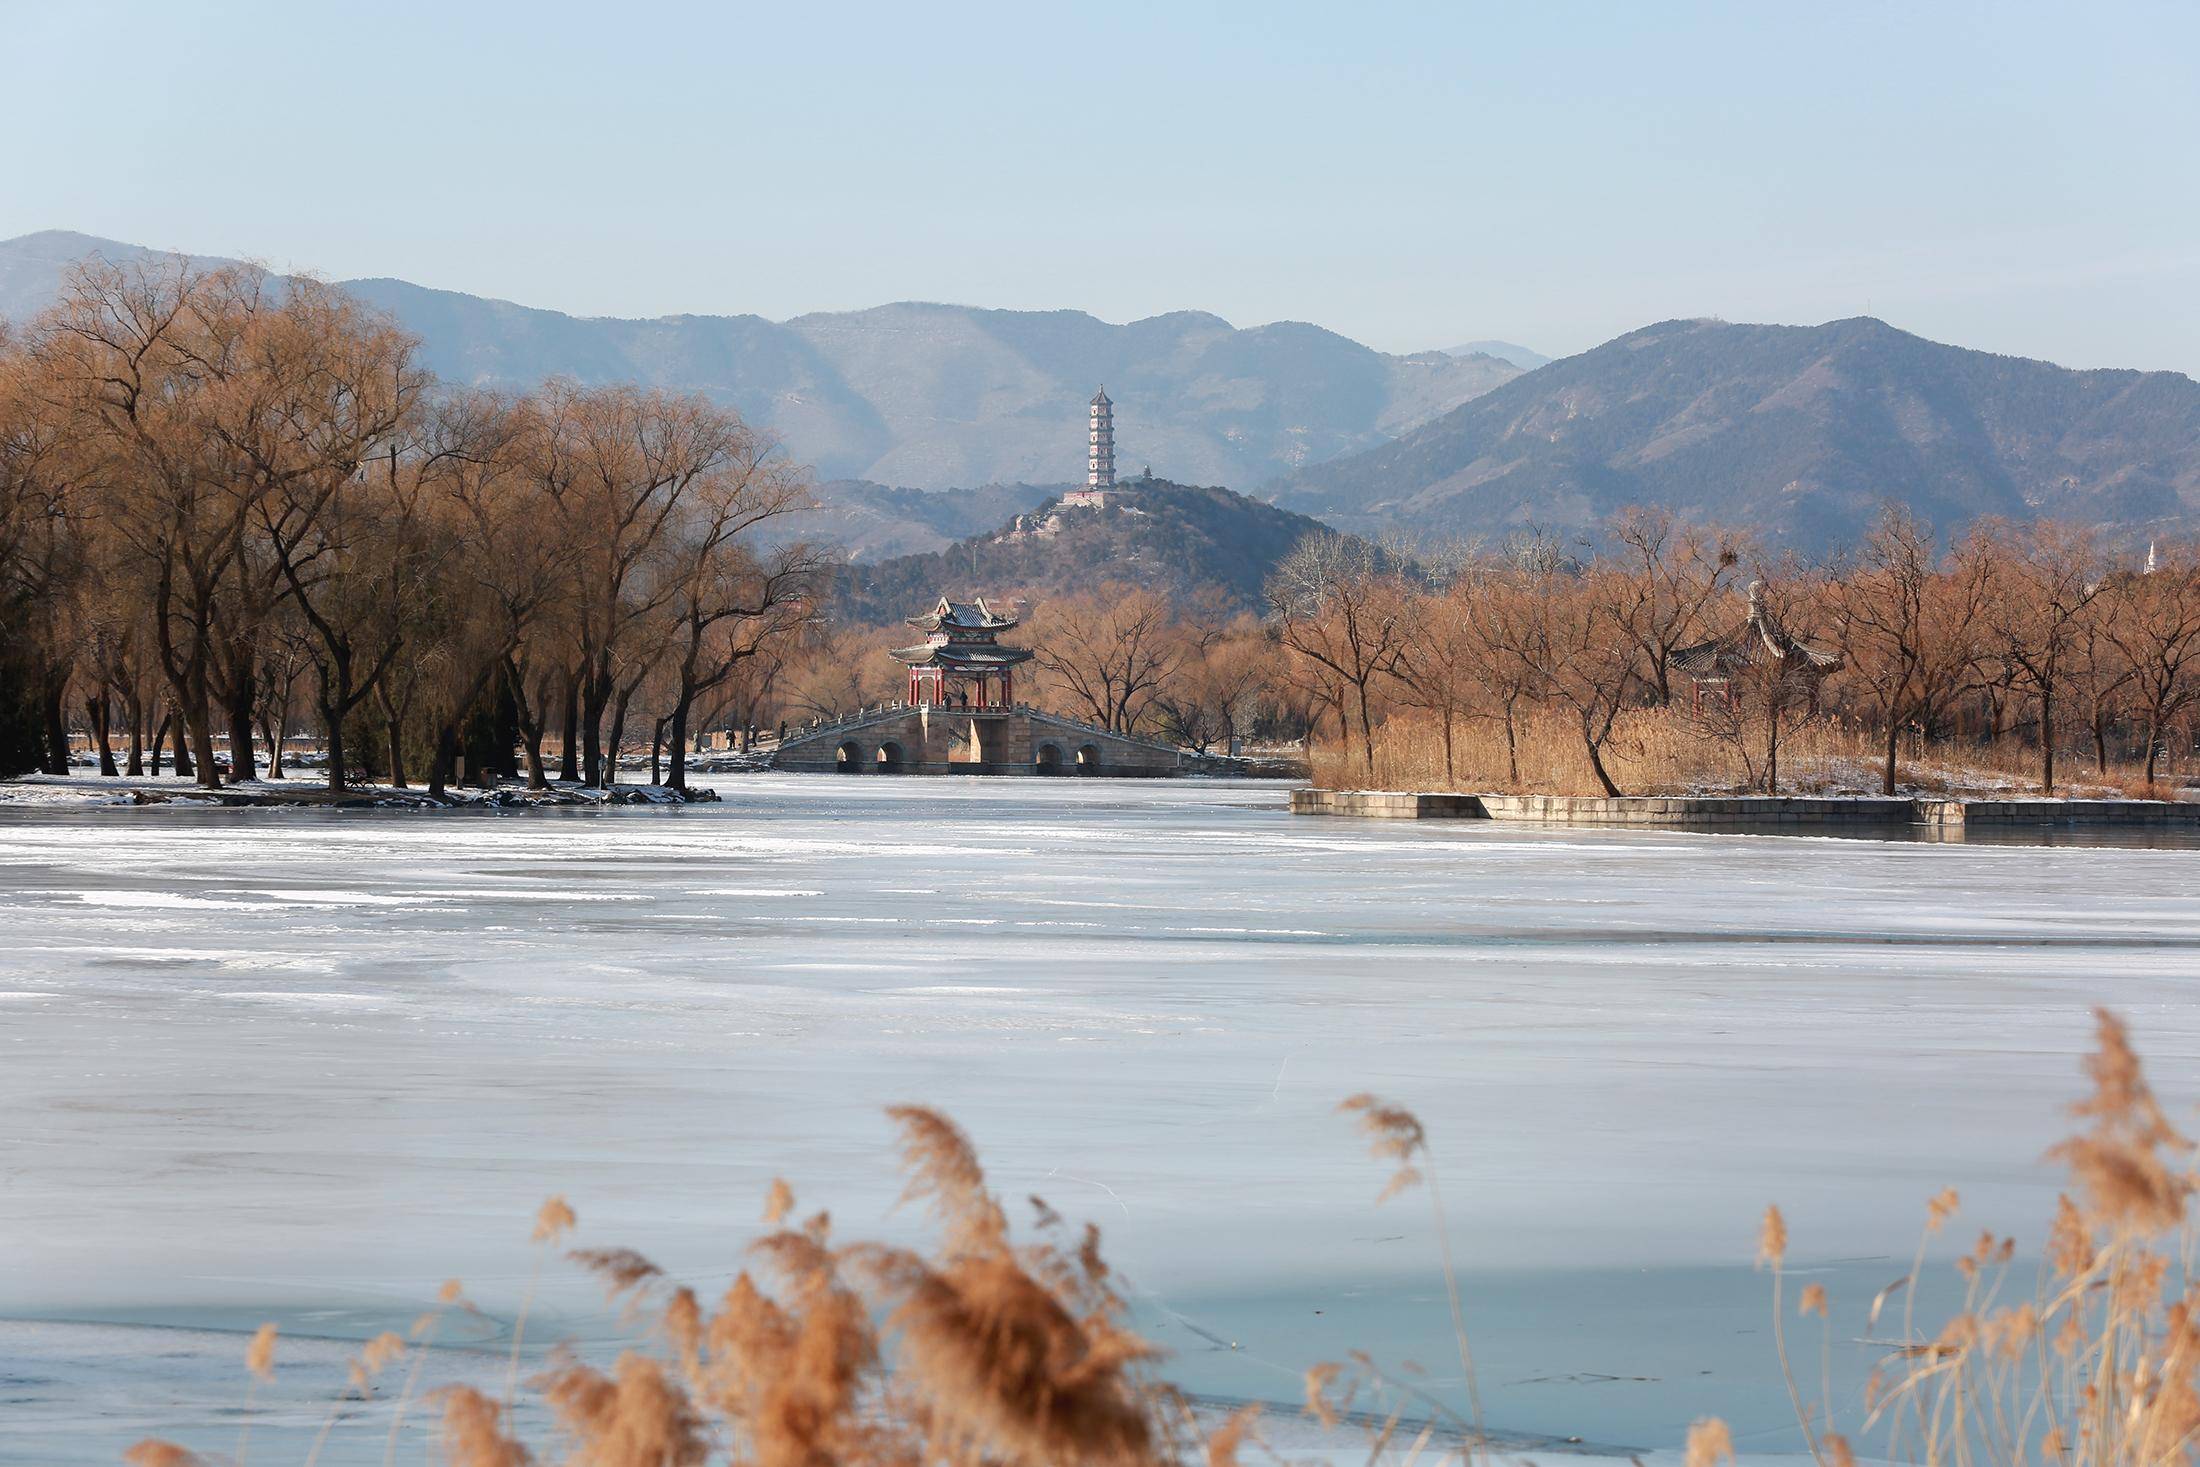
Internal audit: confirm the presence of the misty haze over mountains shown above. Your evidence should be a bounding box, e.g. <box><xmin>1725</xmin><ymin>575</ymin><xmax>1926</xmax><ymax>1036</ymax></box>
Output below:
<box><xmin>0</xmin><ymin>230</ymin><xmax>1521</xmax><ymax>494</ymax></box>
<box><xmin>8</xmin><ymin>229</ymin><xmax>2200</xmax><ymax>560</ymax></box>
<box><xmin>1444</xmin><ymin>340</ymin><xmax>1552</xmax><ymax>371</ymax></box>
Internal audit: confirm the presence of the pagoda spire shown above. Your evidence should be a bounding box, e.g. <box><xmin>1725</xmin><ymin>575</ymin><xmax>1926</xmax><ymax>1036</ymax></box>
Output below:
<box><xmin>1087</xmin><ymin>387</ymin><xmax>1115</xmax><ymax>490</ymax></box>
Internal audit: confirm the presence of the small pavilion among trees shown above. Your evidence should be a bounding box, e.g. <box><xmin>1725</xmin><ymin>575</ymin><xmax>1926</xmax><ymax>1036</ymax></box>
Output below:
<box><xmin>1672</xmin><ymin>580</ymin><xmax>1844</xmax><ymax>712</ymax></box>
<box><xmin>1672</xmin><ymin>579</ymin><xmax>1845</xmax><ymax>790</ymax></box>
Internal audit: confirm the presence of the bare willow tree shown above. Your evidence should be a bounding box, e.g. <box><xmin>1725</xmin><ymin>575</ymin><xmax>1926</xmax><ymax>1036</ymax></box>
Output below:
<box><xmin>2100</xmin><ymin>541</ymin><xmax>2200</xmax><ymax>786</ymax></box>
<box><xmin>1511</xmin><ymin>566</ymin><xmax>1641</xmax><ymax>797</ymax></box>
<box><xmin>1972</xmin><ymin>520</ymin><xmax>2106</xmax><ymax>794</ymax></box>
<box><xmin>1608</xmin><ymin>506</ymin><xmax>1745</xmax><ymax>705</ymax></box>
<box><xmin>0</xmin><ymin>340</ymin><xmax>93</xmax><ymax>773</ymax></box>
<box><xmin>1267</xmin><ymin>532</ymin><xmax>1404</xmax><ymax>778</ymax></box>
<box><xmin>658</xmin><ymin>432</ymin><xmax>823</xmax><ymax>791</ymax></box>
<box><xmin>412</xmin><ymin>391</ymin><xmax>565</xmax><ymax>789</ymax></box>
<box><xmin>532</xmin><ymin>383</ymin><xmax>750</xmax><ymax>786</ymax></box>
<box><xmin>699</xmin><ymin>633</ymin><xmax>791</xmax><ymax>753</ymax></box>
<box><xmin>1448</xmin><ymin>564</ymin><xmax>1547</xmax><ymax>788</ymax></box>
<box><xmin>1029</xmin><ymin>584</ymin><xmax>1188</xmax><ymax>734</ymax></box>
<box><xmin>781</xmin><ymin>622</ymin><xmax>893</xmax><ymax>722</ymax></box>
<box><xmin>1387</xmin><ymin>584</ymin><xmax>1480</xmax><ymax>785</ymax></box>
<box><xmin>35</xmin><ymin>260</ymin><xmax>257</xmax><ymax>788</ymax></box>
<box><xmin>1831</xmin><ymin>506</ymin><xmax>1990</xmax><ymax>794</ymax></box>
<box><xmin>221</xmin><ymin>279</ymin><xmax>426</xmax><ymax>791</ymax></box>
<box><xmin>1150</xmin><ymin>615</ymin><xmax>1274</xmax><ymax>754</ymax></box>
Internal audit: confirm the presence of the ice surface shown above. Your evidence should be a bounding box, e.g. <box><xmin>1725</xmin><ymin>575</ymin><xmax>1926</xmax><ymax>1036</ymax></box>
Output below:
<box><xmin>3</xmin><ymin>775</ymin><xmax>2198</xmax><ymax>1463</ymax></box>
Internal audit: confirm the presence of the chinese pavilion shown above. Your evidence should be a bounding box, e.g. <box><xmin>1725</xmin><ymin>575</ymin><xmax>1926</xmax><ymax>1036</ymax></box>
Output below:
<box><xmin>1671</xmin><ymin>581</ymin><xmax>1844</xmax><ymax>710</ymax></box>
<box><xmin>892</xmin><ymin>597</ymin><xmax>1034</xmax><ymax>710</ymax></box>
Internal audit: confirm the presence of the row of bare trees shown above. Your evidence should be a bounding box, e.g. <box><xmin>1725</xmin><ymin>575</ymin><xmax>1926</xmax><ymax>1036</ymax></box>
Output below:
<box><xmin>1270</xmin><ymin>509</ymin><xmax>2200</xmax><ymax>796</ymax></box>
<box><xmin>0</xmin><ymin>259</ymin><xmax>822</xmax><ymax>794</ymax></box>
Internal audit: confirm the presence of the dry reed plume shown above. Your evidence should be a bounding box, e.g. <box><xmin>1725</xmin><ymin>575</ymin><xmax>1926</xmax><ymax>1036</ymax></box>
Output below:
<box><xmin>127</xmin><ymin>1010</ymin><xmax>2195</xmax><ymax>1467</ymax></box>
<box><xmin>136</xmin><ymin>1105</ymin><xmax>1199</xmax><ymax>1467</ymax></box>
<box><xmin>1690</xmin><ymin>1006</ymin><xmax>2200</xmax><ymax>1467</ymax></box>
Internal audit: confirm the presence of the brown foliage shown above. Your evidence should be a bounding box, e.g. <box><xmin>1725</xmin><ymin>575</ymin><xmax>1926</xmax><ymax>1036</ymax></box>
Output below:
<box><xmin>438</xmin><ymin>1384</ymin><xmax>533</xmax><ymax>1467</ymax></box>
<box><xmin>1299</xmin><ymin>508</ymin><xmax>2200</xmax><ymax>797</ymax></box>
<box><xmin>1763</xmin><ymin>1009</ymin><xmax>2200</xmax><ymax>1467</ymax></box>
<box><xmin>1</xmin><ymin>258</ymin><xmax>818</xmax><ymax>794</ymax></box>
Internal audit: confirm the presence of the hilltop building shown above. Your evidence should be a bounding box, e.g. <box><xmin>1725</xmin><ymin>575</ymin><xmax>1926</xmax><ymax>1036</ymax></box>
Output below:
<box><xmin>1062</xmin><ymin>388</ymin><xmax>1117</xmax><ymax>507</ymax></box>
<box><xmin>1088</xmin><ymin>386</ymin><xmax>1115</xmax><ymax>489</ymax></box>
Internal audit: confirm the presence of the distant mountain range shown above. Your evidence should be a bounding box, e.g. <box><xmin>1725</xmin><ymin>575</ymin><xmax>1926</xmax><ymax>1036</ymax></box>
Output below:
<box><xmin>1277</xmin><ymin>316</ymin><xmax>2200</xmax><ymax>551</ymax></box>
<box><xmin>767</xmin><ymin>480</ymin><xmax>1058</xmax><ymax>561</ymax></box>
<box><xmin>0</xmin><ymin>230</ymin><xmax>1522</xmax><ymax>491</ymax></box>
<box><xmin>834</xmin><ymin>478</ymin><xmax>1332</xmax><ymax>624</ymax></box>
<box><xmin>16</xmin><ymin>233</ymin><xmax>2198</xmax><ymax>563</ymax></box>
<box><xmin>1444</xmin><ymin>339</ymin><xmax>1552</xmax><ymax>371</ymax></box>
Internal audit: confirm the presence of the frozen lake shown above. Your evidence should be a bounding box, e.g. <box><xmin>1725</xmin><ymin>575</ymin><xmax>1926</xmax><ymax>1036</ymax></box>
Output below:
<box><xmin>3</xmin><ymin>775</ymin><xmax>2197</xmax><ymax>1463</ymax></box>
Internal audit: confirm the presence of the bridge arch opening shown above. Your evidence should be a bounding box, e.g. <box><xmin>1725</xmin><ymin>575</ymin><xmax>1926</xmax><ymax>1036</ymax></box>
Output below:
<box><xmin>1076</xmin><ymin>744</ymin><xmax>1102</xmax><ymax>776</ymax></box>
<box><xmin>835</xmin><ymin>741</ymin><xmax>864</xmax><ymax>773</ymax></box>
<box><xmin>876</xmin><ymin>740</ymin><xmax>907</xmax><ymax>773</ymax></box>
<box><xmin>1034</xmin><ymin>743</ymin><xmax>1064</xmax><ymax>775</ymax></box>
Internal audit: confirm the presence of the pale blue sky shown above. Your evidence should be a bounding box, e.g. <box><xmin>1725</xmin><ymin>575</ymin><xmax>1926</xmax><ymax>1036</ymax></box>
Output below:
<box><xmin>6</xmin><ymin>0</ymin><xmax>2197</xmax><ymax>372</ymax></box>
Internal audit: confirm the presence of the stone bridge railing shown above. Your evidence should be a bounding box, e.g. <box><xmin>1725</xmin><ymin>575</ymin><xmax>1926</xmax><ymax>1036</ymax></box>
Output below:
<box><xmin>1023</xmin><ymin>707</ymin><xmax>1183</xmax><ymax>755</ymax></box>
<box><xmin>779</xmin><ymin>702</ymin><xmax>1163</xmax><ymax>745</ymax></box>
<box><xmin>774</xmin><ymin>701</ymin><xmax>918</xmax><ymax>747</ymax></box>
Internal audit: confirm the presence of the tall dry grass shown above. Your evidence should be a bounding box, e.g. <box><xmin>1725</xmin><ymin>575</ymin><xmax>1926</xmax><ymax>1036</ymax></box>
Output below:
<box><xmin>126</xmin><ymin>1010</ymin><xmax>2199</xmax><ymax>1467</ymax></box>
<box><xmin>1692</xmin><ymin>1007</ymin><xmax>2200</xmax><ymax>1467</ymax></box>
<box><xmin>1310</xmin><ymin>708</ymin><xmax>2189</xmax><ymax>799</ymax></box>
<box><xmin>131</xmin><ymin>1107</ymin><xmax>1193</xmax><ymax>1467</ymax></box>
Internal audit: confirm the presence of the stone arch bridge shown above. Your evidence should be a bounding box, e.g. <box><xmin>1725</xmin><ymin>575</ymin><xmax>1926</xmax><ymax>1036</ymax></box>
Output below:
<box><xmin>771</xmin><ymin>703</ymin><xmax>1186</xmax><ymax>777</ymax></box>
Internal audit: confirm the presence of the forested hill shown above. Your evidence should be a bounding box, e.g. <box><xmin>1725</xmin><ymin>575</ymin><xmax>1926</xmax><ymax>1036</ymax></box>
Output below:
<box><xmin>1270</xmin><ymin>316</ymin><xmax>2200</xmax><ymax>551</ymax></box>
<box><xmin>833</xmin><ymin>479</ymin><xmax>1335</xmax><ymax>623</ymax></box>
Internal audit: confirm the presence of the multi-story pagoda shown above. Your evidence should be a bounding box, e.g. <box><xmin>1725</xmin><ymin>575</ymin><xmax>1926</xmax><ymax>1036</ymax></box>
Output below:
<box><xmin>1087</xmin><ymin>387</ymin><xmax>1116</xmax><ymax>490</ymax></box>
<box><xmin>1063</xmin><ymin>390</ymin><xmax>1132</xmax><ymax>508</ymax></box>
<box><xmin>892</xmin><ymin>597</ymin><xmax>1034</xmax><ymax>710</ymax></box>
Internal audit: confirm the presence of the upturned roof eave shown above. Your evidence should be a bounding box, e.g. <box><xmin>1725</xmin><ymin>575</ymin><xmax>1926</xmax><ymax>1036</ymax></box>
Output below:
<box><xmin>891</xmin><ymin>644</ymin><xmax>1036</xmax><ymax>669</ymax></box>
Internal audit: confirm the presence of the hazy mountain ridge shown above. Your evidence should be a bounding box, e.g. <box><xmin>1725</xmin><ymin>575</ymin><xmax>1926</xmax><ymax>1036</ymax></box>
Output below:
<box><xmin>763</xmin><ymin>480</ymin><xmax>1060</xmax><ymax>561</ymax></box>
<box><xmin>1445</xmin><ymin>339</ymin><xmax>1552</xmax><ymax>370</ymax></box>
<box><xmin>0</xmin><ymin>230</ymin><xmax>1521</xmax><ymax>490</ymax></box>
<box><xmin>835</xmin><ymin>479</ymin><xmax>1334</xmax><ymax>623</ymax></box>
<box><xmin>1277</xmin><ymin>316</ymin><xmax>2200</xmax><ymax>550</ymax></box>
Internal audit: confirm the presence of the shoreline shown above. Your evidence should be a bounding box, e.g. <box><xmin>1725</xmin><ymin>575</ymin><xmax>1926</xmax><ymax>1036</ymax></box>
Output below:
<box><xmin>0</xmin><ymin>764</ymin><xmax>1313</xmax><ymax>809</ymax></box>
<box><xmin>1294</xmin><ymin>788</ymin><xmax>2200</xmax><ymax>833</ymax></box>
<box><xmin>0</xmin><ymin>773</ymin><xmax>722</xmax><ymax>809</ymax></box>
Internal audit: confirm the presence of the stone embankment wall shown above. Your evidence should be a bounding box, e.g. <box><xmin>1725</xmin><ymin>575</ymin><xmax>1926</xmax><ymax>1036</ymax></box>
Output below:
<box><xmin>1293</xmin><ymin>789</ymin><xmax>2200</xmax><ymax>830</ymax></box>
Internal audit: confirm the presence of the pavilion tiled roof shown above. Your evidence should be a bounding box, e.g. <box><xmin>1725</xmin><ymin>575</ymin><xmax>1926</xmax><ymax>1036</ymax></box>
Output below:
<box><xmin>906</xmin><ymin>595</ymin><xmax>1019</xmax><ymax>633</ymax></box>
<box><xmin>891</xmin><ymin>642</ymin><xmax>1034</xmax><ymax>669</ymax></box>
<box><xmin>1672</xmin><ymin>583</ymin><xmax>1844</xmax><ymax>681</ymax></box>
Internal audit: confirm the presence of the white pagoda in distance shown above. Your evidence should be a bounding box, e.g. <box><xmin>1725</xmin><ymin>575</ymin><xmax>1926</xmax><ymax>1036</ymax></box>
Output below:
<box><xmin>1063</xmin><ymin>388</ymin><xmax>1117</xmax><ymax>507</ymax></box>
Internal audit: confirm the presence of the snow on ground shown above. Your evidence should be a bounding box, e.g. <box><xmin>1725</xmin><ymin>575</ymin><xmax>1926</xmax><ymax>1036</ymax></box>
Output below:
<box><xmin>1</xmin><ymin>775</ymin><xmax>2197</xmax><ymax>1462</ymax></box>
<box><xmin>0</xmin><ymin>769</ymin><xmax>712</xmax><ymax>807</ymax></box>
<box><xmin>1657</xmin><ymin>750</ymin><xmax>2188</xmax><ymax>799</ymax></box>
